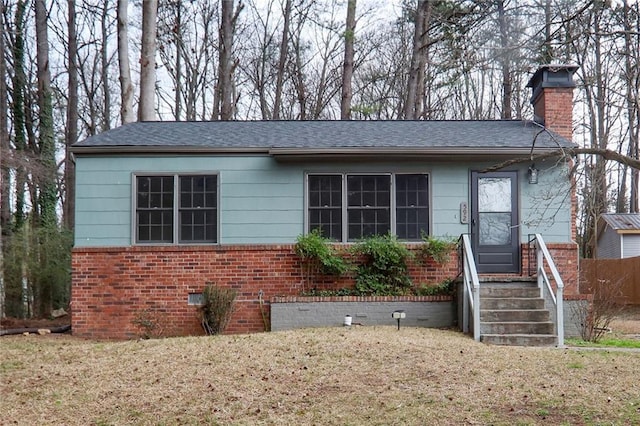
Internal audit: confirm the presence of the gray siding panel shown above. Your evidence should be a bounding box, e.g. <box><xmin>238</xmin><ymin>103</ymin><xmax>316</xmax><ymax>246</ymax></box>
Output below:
<box><xmin>597</xmin><ymin>227</ymin><xmax>621</xmax><ymax>258</ymax></box>
<box><xmin>75</xmin><ymin>156</ymin><xmax>574</xmax><ymax>247</ymax></box>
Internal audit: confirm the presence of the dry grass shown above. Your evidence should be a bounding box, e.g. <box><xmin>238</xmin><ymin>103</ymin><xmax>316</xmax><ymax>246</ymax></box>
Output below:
<box><xmin>2</xmin><ymin>327</ymin><xmax>640</xmax><ymax>425</ymax></box>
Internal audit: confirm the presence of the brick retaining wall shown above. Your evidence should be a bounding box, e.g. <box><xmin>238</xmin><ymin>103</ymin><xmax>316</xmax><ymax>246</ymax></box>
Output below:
<box><xmin>71</xmin><ymin>245</ymin><xmax>458</xmax><ymax>339</ymax></box>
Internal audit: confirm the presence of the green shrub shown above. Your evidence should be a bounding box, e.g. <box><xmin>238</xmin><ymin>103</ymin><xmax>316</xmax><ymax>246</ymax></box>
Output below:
<box><xmin>421</xmin><ymin>235</ymin><xmax>457</xmax><ymax>264</ymax></box>
<box><xmin>351</xmin><ymin>234</ymin><xmax>413</xmax><ymax>295</ymax></box>
<box><xmin>295</xmin><ymin>230</ymin><xmax>349</xmax><ymax>291</ymax></box>
<box><xmin>199</xmin><ymin>283</ymin><xmax>237</xmax><ymax>335</ymax></box>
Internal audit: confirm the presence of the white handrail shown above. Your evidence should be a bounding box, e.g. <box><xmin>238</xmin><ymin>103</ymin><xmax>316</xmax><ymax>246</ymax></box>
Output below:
<box><xmin>460</xmin><ymin>234</ymin><xmax>481</xmax><ymax>341</ymax></box>
<box><xmin>533</xmin><ymin>233</ymin><xmax>565</xmax><ymax>347</ymax></box>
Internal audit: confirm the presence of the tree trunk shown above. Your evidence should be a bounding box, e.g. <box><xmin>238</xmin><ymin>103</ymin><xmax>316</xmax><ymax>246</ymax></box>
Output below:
<box><xmin>0</xmin><ymin>0</ymin><xmax>6</xmax><ymax>320</ymax></box>
<box><xmin>541</xmin><ymin>0</ymin><xmax>553</xmax><ymax>63</ymax></box>
<box><xmin>414</xmin><ymin>1</ymin><xmax>432</xmax><ymax>119</ymax></box>
<box><xmin>273</xmin><ymin>0</ymin><xmax>292</xmax><ymax>120</ymax></box>
<box><xmin>35</xmin><ymin>0</ymin><xmax>57</xmax><ymax>229</ymax></box>
<box><xmin>624</xmin><ymin>2</ymin><xmax>639</xmax><ymax>213</ymax></box>
<box><xmin>175</xmin><ymin>3</ymin><xmax>182</xmax><ymax>121</ymax></box>
<box><xmin>138</xmin><ymin>0</ymin><xmax>158</xmax><ymax>122</ymax></box>
<box><xmin>340</xmin><ymin>0</ymin><xmax>356</xmax><ymax>120</ymax></box>
<box><xmin>497</xmin><ymin>0</ymin><xmax>512</xmax><ymax>119</ymax></box>
<box><xmin>35</xmin><ymin>0</ymin><xmax>57</xmax><ymax>317</ymax></box>
<box><xmin>101</xmin><ymin>2</ymin><xmax>111</xmax><ymax>131</ymax></box>
<box><xmin>117</xmin><ymin>0</ymin><xmax>135</xmax><ymax>124</ymax></box>
<box><xmin>216</xmin><ymin>0</ymin><xmax>241</xmax><ymax>121</ymax></box>
<box><xmin>404</xmin><ymin>0</ymin><xmax>428</xmax><ymax>120</ymax></box>
<box><xmin>65</xmin><ymin>0</ymin><xmax>78</xmax><ymax>230</ymax></box>
<box><xmin>12</xmin><ymin>1</ymin><xmax>27</xmax><ymax>230</ymax></box>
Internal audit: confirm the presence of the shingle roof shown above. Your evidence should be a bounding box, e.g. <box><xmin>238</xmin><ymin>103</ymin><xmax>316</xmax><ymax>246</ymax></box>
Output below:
<box><xmin>71</xmin><ymin>120</ymin><xmax>574</xmax><ymax>155</ymax></box>
<box><xmin>599</xmin><ymin>213</ymin><xmax>640</xmax><ymax>232</ymax></box>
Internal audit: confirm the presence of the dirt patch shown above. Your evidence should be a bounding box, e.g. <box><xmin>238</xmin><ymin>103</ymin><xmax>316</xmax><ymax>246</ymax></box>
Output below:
<box><xmin>1</xmin><ymin>315</ymin><xmax>71</xmax><ymax>330</ymax></box>
<box><xmin>610</xmin><ymin>305</ymin><xmax>640</xmax><ymax>335</ymax></box>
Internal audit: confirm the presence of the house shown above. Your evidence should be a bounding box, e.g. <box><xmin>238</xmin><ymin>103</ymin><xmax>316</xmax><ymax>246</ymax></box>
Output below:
<box><xmin>596</xmin><ymin>213</ymin><xmax>640</xmax><ymax>258</ymax></box>
<box><xmin>70</xmin><ymin>65</ymin><xmax>581</xmax><ymax>339</ymax></box>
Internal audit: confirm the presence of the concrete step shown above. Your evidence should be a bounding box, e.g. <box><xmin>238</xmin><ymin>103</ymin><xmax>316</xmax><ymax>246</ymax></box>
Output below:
<box><xmin>473</xmin><ymin>280</ymin><xmax>557</xmax><ymax>347</ymax></box>
<box><xmin>481</xmin><ymin>297</ymin><xmax>545</xmax><ymax>310</ymax></box>
<box><xmin>480</xmin><ymin>309</ymin><xmax>550</xmax><ymax>322</ymax></box>
<box><xmin>481</xmin><ymin>321</ymin><xmax>554</xmax><ymax>335</ymax></box>
<box><xmin>479</xmin><ymin>286</ymin><xmax>540</xmax><ymax>298</ymax></box>
<box><xmin>480</xmin><ymin>334</ymin><xmax>558</xmax><ymax>347</ymax></box>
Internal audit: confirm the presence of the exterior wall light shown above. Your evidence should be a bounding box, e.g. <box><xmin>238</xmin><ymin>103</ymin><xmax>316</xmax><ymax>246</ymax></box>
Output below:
<box><xmin>528</xmin><ymin>164</ymin><xmax>539</xmax><ymax>184</ymax></box>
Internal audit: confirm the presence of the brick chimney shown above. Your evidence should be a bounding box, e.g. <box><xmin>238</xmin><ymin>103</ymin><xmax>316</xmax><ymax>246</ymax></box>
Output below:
<box><xmin>526</xmin><ymin>64</ymin><xmax>578</xmax><ymax>141</ymax></box>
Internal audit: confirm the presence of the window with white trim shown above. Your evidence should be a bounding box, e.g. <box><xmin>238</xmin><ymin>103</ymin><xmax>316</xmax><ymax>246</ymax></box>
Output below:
<box><xmin>135</xmin><ymin>174</ymin><xmax>218</xmax><ymax>244</ymax></box>
<box><xmin>307</xmin><ymin>173</ymin><xmax>429</xmax><ymax>242</ymax></box>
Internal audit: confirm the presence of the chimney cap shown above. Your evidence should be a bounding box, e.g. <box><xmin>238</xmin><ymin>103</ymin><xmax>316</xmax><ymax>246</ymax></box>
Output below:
<box><xmin>527</xmin><ymin>64</ymin><xmax>578</xmax><ymax>106</ymax></box>
<box><xmin>527</xmin><ymin>64</ymin><xmax>578</xmax><ymax>89</ymax></box>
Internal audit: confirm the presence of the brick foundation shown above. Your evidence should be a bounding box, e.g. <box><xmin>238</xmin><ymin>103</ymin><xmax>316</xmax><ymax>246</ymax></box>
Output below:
<box><xmin>71</xmin><ymin>244</ymin><xmax>459</xmax><ymax>339</ymax></box>
<box><xmin>72</xmin><ymin>242</ymin><xmax>578</xmax><ymax>339</ymax></box>
<box><xmin>521</xmin><ymin>242</ymin><xmax>580</xmax><ymax>295</ymax></box>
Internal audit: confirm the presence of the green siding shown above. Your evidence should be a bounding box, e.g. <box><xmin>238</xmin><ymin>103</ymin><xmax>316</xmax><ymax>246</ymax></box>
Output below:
<box><xmin>74</xmin><ymin>155</ymin><xmax>573</xmax><ymax>247</ymax></box>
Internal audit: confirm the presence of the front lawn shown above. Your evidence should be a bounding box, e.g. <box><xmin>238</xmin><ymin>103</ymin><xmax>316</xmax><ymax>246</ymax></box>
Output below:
<box><xmin>2</xmin><ymin>327</ymin><xmax>640</xmax><ymax>425</ymax></box>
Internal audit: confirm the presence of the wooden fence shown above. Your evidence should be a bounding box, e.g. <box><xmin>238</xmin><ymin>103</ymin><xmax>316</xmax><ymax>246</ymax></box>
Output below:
<box><xmin>581</xmin><ymin>257</ymin><xmax>640</xmax><ymax>305</ymax></box>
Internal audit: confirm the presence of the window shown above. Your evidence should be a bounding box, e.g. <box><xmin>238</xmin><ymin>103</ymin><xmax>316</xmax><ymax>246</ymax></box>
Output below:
<box><xmin>135</xmin><ymin>174</ymin><xmax>218</xmax><ymax>244</ymax></box>
<box><xmin>308</xmin><ymin>175</ymin><xmax>342</xmax><ymax>241</ymax></box>
<box><xmin>347</xmin><ymin>175</ymin><xmax>391</xmax><ymax>240</ymax></box>
<box><xmin>307</xmin><ymin>173</ymin><xmax>429</xmax><ymax>242</ymax></box>
<box><xmin>395</xmin><ymin>174</ymin><xmax>429</xmax><ymax>240</ymax></box>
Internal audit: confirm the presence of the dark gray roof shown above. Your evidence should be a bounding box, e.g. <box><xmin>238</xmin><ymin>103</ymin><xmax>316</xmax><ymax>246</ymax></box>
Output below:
<box><xmin>599</xmin><ymin>213</ymin><xmax>640</xmax><ymax>232</ymax></box>
<box><xmin>71</xmin><ymin>120</ymin><xmax>575</xmax><ymax>156</ymax></box>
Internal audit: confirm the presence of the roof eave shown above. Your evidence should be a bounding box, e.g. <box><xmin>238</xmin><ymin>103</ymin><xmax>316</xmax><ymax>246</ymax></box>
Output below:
<box><xmin>70</xmin><ymin>145</ymin><xmax>569</xmax><ymax>159</ymax></box>
<box><xmin>69</xmin><ymin>145</ymin><xmax>270</xmax><ymax>155</ymax></box>
<box><xmin>269</xmin><ymin>147</ymin><xmax>567</xmax><ymax>161</ymax></box>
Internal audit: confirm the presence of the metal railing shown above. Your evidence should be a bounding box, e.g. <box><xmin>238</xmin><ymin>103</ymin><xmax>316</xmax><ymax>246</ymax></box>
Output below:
<box><xmin>459</xmin><ymin>234</ymin><xmax>480</xmax><ymax>341</ymax></box>
<box><xmin>528</xmin><ymin>234</ymin><xmax>565</xmax><ymax>347</ymax></box>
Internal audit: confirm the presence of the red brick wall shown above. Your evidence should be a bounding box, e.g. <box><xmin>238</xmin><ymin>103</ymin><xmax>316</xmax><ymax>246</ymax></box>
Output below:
<box><xmin>521</xmin><ymin>242</ymin><xmax>580</xmax><ymax>295</ymax></box>
<box><xmin>72</xmin><ymin>242</ymin><xmax>578</xmax><ymax>339</ymax></box>
<box><xmin>532</xmin><ymin>87</ymin><xmax>574</xmax><ymax>141</ymax></box>
<box><xmin>71</xmin><ymin>245</ymin><xmax>459</xmax><ymax>339</ymax></box>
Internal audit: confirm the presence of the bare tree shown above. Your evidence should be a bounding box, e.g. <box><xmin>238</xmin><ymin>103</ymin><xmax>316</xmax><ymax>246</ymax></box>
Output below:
<box><xmin>214</xmin><ymin>0</ymin><xmax>243</xmax><ymax>120</ymax></box>
<box><xmin>117</xmin><ymin>0</ymin><xmax>134</xmax><ymax>124</ymax></box>
<box><xmin>100</xmin><ymin>1</ymin><xmax>112</xmax><ymax>130</ymax></box>
<box><xmin>64</xmin><ymin>0</ymin><xmax>78</xmax><ymax>230</ymax></box>
<box><xmin>273</xmin><ymin>0</ymin><xmax>292</xmax><ymax>120</ymax></box>
<box><xmin>340</xmin><ymin>0</ymin><xmax>356</xmax><ymax>120</ymax></box>
<box><xmin>497</xmin><ymin>0</ymin><xmax>512</xmax><ymax>119</ymax></box>
<box><xmin>138</xmin><ymin>0</ymin><xmax>158</xmax><ymax>121</ymax></box>
<box><xmin>622</xmin><ymin>1</ymin><xmax>640</xmax><ymax>213</ymax></box>
<box><xmin>404</xmin><ymin>0</ymin><xmax>430</xmax><ymax>120</ymax></box>
<box><xmin>157</xmin><ymin>2</ymin><xmax>220</xmax><ymax>121</ymax></box>
<box><xmin>0</xmin><ymin>0</ymin><xmax>6</xmax><ymax>320</ymax></box>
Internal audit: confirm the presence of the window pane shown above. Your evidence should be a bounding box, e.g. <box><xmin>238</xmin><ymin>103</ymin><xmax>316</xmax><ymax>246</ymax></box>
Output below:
<box><xmin>478</xmin><ymin>177</ymin><xmax>511</xmax><ymax>212</ymax></box>
<box><xmin>193</xmin><ymin>193</ymin><xmax>204</xmax><ymax>208</ymax></box>
<box><xmin>479</xmin><ymin>212</ymin><xmax>511</xmax><ymax>245</ymax></box>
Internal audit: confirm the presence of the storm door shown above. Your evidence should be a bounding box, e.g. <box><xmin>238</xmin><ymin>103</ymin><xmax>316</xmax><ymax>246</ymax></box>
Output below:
<box><xmin>471</xmin><ymin>171</ymin><xmax>520</xmax><ymax>274</ymax></box>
